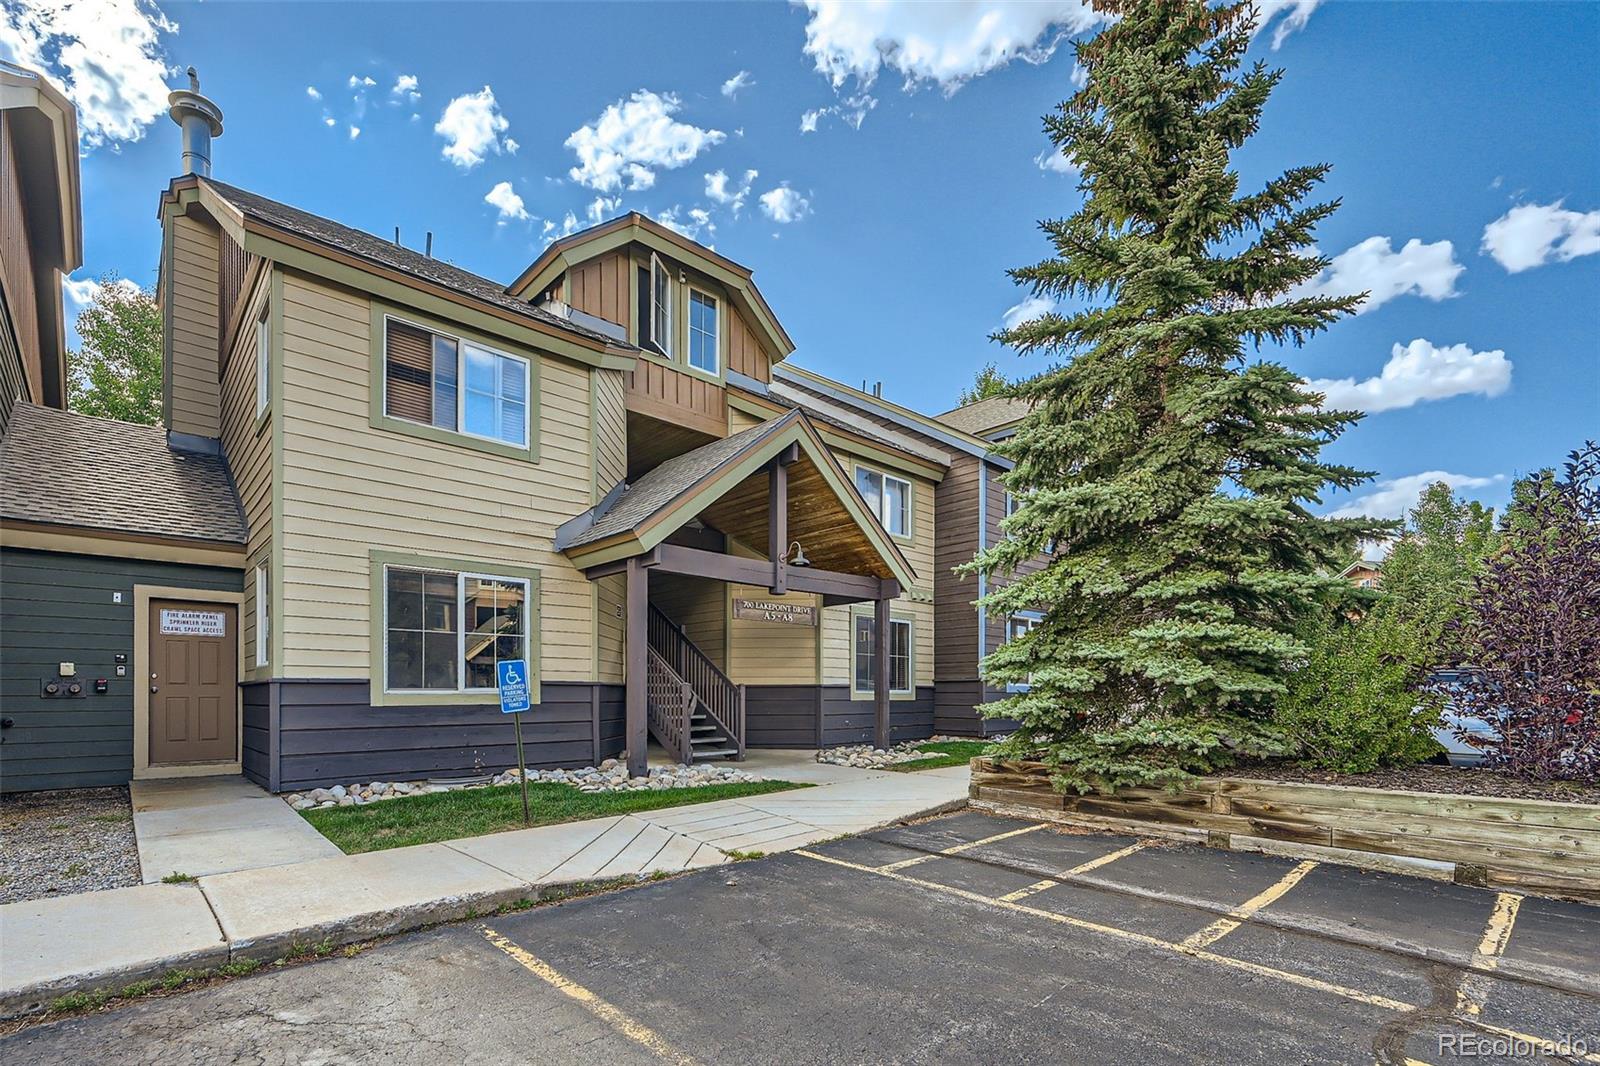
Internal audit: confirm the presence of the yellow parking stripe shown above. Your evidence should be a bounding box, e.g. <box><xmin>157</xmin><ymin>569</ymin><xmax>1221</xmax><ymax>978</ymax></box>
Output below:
<box><xmin>998</xmin><ymin>841</ymin><xmax>1149</xmax><ymax>902</ymax></box>
<box><xmin>1181</xmin><ymin>859</ymin><xmax>1318</xmax><ymax>949</ymax></box>
<box><xmin>878</xmin><ymin>822</ymin><xmax>1046</xmax><ymax>871</ymax></box>
<box><xmin>481</xmin><ymin>927</ymin><xmax>701</xmax><ymax>1065</ymax></box>
<box><xmin>793</xmin><ymin>850</ymin><xmax>1600</xmax><ymax>1063</ymax></box>
<box><xmin>1454</xmin><ymin>892</ymin><xmax>1524</xmax><ymax>1018</ymax></box>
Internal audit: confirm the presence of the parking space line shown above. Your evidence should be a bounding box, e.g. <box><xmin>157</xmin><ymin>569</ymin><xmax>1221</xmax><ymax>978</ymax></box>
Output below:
<box><xmin>481</xmin><ymin>926</ymin><xmax>701</xmax><ymax>1065</ymax></box>
<box><xmin>1454</xmin><ymin>892</ymin><xmax>1523</xmax><ymax>1018</ymax></box>
<box><xmin>1180</xmin><ymin>859</ymin><xmax>1318</xmax><ymax>950</ymax></box>
<box><xmin>793</xmin><ymin>850</ymin><xmax>1600</xmax><ymax>1062</ymax></box>
<box><xmin>997</xmin><ymin>841</ymin><xmax>1149</xmax><ymax>902</ymax></box>
<box><xmin>878</xmin><ymin>823</ymin><xmax>1047</xmax><ymax>871</ymax></box>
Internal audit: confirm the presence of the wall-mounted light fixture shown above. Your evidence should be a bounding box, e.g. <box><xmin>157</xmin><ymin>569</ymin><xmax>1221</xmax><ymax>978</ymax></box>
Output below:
<box><xmin>787</xmin><ymin>541</ymin><xmax>810</xmax><ymax>567</ymax></box>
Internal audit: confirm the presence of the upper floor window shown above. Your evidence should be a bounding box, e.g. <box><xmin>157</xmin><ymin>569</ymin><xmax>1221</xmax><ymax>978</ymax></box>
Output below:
<box><xmin>855</xmin><ymin>466</ymin><xmax>911</xmax><ymax>538</ymax></box>
<box><xmin>255</xmin><ymin>306</ymin><xmax>270</xmax><ymax>416</ymax></box>
<box><xmin>646</xmin><ymin>253</ymin><xmax>674</xmax><ymax>359</ymax></box>
<box><xmin>384</xmin><ymin>318</ymin><xmax>529</xmax><ymax>448</ymax></box>
<box><xmin>688</xmin><ymin>290</ymin><xmax>719</xmax><ymax>375</ymax></box>
<box><xmin>383</xmin><ymin>565</ymin><xmax>530</xmax><ymax>693</ymax></box>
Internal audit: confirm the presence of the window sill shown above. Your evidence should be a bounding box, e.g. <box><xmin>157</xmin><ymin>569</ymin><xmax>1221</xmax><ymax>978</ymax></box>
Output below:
<box><xmin>369</xmin><ymin>411</ymin><xmax>539</xmax><ymax>464</ymax></box>
<box><xmin>373</xmin><ymin>687</ymin><xmax>542</xmax><ymax>708</ymax></box>
<box><xmin>683</xmin><ymin>361</ymin><xmax>723</xmax><ymax>384</ymax></box>
<box><xmin>849</xmin><ymin>688</ymin><xmax>918</xmax><ymax>702</ymax></box>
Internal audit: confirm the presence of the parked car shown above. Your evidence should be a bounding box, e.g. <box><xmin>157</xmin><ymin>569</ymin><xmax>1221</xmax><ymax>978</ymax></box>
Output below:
<box><xmin>1425</xmin><ymin>668</ymin><xmax>1501</xmax><ymax>766</ymax></box>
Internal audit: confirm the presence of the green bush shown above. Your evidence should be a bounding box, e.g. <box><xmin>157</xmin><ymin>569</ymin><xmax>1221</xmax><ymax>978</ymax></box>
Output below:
<box><xmin>1278</xmin><ymin>611</ymin><xmax>1441</xmax><ymax>773</ymax></box>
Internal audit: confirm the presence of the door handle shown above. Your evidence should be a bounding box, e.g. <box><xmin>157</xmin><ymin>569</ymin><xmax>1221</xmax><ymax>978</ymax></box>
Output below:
<box><xmin>150</xmin><ymin>684</ymin><xmax>160</xmax><ymax>693</ymax></box>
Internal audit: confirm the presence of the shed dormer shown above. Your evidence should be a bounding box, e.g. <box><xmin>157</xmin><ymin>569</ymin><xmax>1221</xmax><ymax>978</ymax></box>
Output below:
<box><xmin>509</xmin><ymin>214</ymin><xmax>794</xmax><ymax>444</ymax></box>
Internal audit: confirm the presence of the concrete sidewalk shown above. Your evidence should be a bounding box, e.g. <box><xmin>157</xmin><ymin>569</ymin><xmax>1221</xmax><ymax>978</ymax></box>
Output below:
<box><xmin>0</xmin><ymin>753</ymin><xmax>968</xmax><ymax>1016</ymax></box>
<box><xmin>130</xmin><ymin>776</ymin><xmax>341</xmax><ymax>882</ymax></box>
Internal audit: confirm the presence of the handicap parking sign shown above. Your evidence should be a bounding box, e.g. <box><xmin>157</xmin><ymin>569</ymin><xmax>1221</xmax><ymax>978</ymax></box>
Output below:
<box><xmin>497</xmin><ymin>660</ymin><xmax>531</xmax><ymax>714</ymax></box>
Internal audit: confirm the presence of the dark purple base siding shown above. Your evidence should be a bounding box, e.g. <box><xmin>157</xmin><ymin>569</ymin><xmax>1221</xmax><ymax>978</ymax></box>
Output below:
<box><xmin>259</xmin><ymin>680</ymin><xmax>625</xmax><ymax>793</ymax></box>
<box><xmin>744</xmin><ymin>685</ymin><xmax>822</xmax><ymax>748</ymax></box>
<box><xmin>241</xmin><ymin>681</ymin><xmax>272</xmax><ymax>789</ymax></box>
<box><xmin>933</xmin><ymin>680</ymin><xmax>1019</xmax><ymax>738</ymax></box>
<box><xmin>820</xmin><ymin>686</ymin><xmax>936</xmax><ymax>747</ymax></box>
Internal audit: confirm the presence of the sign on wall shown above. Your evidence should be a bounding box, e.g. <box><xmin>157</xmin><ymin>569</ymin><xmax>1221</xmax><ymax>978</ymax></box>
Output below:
<box><xmin>733</xmin><ymin>598</ymin><xmax>817</xmax><ymax>626</ymax></box>
<box><xmin>159</xmin><ymin>609</ymin><xmax>227</xmax><ymax>637</ymax></box>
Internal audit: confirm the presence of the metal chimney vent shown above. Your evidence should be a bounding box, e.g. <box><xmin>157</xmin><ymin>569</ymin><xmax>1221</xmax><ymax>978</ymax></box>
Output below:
<box><xmin>167</xmin><ymin>67</ymin><xmax>224</xmax><ymax>177</ymax></box>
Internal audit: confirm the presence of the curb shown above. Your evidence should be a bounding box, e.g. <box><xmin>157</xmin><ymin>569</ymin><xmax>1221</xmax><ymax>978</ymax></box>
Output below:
<box><xmin>971</xmin><ymin>798</ymin><xmax>1600</xmax><ymax>1001</ymax></box>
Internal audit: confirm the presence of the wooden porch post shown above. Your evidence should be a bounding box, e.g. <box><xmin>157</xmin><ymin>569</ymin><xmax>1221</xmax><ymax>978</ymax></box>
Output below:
<box><xmin>873</xmin><ymin>594</ymin><xmax>891</xmax><ymax>749</ymax></box>
<box><xmin>625</xmin><ymin>556</ymin><xmax>648</xmax><ymax>777</ymax></box>
<box><xmin>769</xmin><ymin>459</ymin><xmax>788</xmax><ymax>595</ymax></box>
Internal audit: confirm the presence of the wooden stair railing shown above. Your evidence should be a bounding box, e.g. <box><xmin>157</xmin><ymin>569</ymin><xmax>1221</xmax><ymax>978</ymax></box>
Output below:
<box><xmin>648</xmin><ymin>603</ymin><xmax>746</xmax><ymax>759</ymax></box>
<box><xmin>645</xmin><ymin>647</ymin><xmax>696</xmax><ymax>766</ymax></box>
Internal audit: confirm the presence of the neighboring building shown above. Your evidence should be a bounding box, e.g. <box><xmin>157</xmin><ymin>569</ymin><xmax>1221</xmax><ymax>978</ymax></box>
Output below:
<box><xmin>0</xmin><ymin>60</ymin><xmax>80</xmax><ymax>435</ymax></box>
<box><xmin>1</xmin><ymin>72</ymin><xmax>1044</xmax><ymax>795</ymax></box>
<box><xmin>1340</xmin><ymin>559</ymin><xmax>1383</xmax><ymax>589</ymax></box>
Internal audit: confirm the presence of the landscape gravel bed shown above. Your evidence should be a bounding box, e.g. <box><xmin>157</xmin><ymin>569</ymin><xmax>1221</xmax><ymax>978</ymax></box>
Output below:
<box><xmin>282</xmin><ymin>758</ymin><xmax>766</xmax><ymax>810</ymax></box>
<box><xmin>816</xmin><ymin>737</ymin><xmax>986</xmax><ymax>769</ymax></box>
<box><xmin>1226</xmin><ymin>762</ymin><xmax>1600</xmax><ymax>805</ymax></box>
<box><xmin>0</xmin><ymin>787</ymin><xmax>141</xmax><ymax>904</ymax></box>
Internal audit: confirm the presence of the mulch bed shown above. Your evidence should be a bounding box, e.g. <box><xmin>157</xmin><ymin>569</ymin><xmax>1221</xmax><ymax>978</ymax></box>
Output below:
<box><xmin>0</xmin><ymin>787</ymin><xmax>142</xmax><ymax>904</ymax></box>
<box><xmin>1227</xmin><ymin>762</ymin><xmax>1600</xmax><ymax>806</ymax></box>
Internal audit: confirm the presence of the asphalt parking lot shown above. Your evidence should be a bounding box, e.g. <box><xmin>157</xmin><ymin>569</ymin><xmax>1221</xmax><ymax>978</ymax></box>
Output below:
<box><xmin>5</xmin><ymin>809</ymin><xmax>1597</xmax><ymax>1065</ymax></box>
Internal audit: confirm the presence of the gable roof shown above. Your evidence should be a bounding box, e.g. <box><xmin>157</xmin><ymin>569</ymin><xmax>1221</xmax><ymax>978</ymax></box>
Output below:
<box><xmin>0</xmin><ymin>403</ymin><xmax>246</xmax><ymax>546</ymax></box>
<box><xmin>508</xmin><ymin>211</ymin><xmax>794</xmax><ymax>361</ymax></box>
<box><xmin>559</xmin><ymin>409</ymin><xmax>917</xmax><ymax>588</ymax></box>
<box><xmin>935</xmin><ymin>394</ymin><xmax>1034</xmax><ymax>438</ymax></box>
<box><xmin>182</xmin><ymin>178</ymin><xmax>636</xmax><ymax>357</ymax></box>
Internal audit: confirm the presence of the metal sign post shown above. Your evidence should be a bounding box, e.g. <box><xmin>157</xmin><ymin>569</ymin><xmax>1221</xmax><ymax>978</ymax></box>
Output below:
<box><xmin>497</xmin><ymin>660</ymin><xmax>533</xmax><ymax>826</ymax></box>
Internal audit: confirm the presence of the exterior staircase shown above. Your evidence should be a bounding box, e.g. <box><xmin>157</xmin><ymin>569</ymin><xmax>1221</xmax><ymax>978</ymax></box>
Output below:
<box><xmin>646</xmin><ymin>604</ymin><xmax>746</xmax><ymax>764</ymax></box>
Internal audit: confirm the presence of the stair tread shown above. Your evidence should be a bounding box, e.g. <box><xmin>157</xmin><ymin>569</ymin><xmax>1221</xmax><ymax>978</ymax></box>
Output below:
<box><xmin>691</xmin><ymin>748</ymin><xmax>739</xmax><ymax>758</ymax></box>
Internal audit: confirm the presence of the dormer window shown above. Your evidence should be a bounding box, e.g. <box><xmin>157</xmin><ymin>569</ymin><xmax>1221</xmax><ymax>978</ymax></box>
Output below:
<box><xmin>688</xmin><ymin>290</ymin><xmax>719</xmax><ymax>375</ymax></box>
<box><xmin>647</xmin><ymin>252</ymin><xmax>673</xmax><ymax>358</ymax></box>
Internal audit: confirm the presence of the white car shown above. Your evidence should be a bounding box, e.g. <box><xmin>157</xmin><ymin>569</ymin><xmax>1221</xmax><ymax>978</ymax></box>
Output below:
<box><xmin>1426</xmin><ymin>669</ymin><xmax>1501</xmax><ymax>767</ymax></box>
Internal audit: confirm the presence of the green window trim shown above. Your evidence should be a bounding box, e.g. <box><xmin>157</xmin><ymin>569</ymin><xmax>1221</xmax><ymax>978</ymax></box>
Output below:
<box><xmin>367</xmin><ymin>549</ymin><xmax>543</xmax><ymax>707</ymax></box>
<box><xmin>853</xmin><ymin>463</ymin><xmax>915</xmax><ymax>545</ymax></box>
<box><xmin>847</xmin><ymin>603</ymin><xmax>917</xmax><ymax>702</ymax></box>
<box><xmin>367</xmin><ymin>302</ymin><xmax>542</xmax><ymax>464</ymax></box>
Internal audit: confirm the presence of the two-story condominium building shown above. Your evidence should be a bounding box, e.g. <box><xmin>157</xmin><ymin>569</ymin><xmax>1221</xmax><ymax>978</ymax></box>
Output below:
<box><xmin>0</xmin><ymin>74</ymin><xmax>1034</xmax><ymax>794</ymax></box>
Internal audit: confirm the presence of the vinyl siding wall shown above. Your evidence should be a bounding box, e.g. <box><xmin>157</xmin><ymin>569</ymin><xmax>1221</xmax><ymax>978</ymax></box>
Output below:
<box><xmin>167</xmin><ymin>213</ymin><xmax>222</xmax><ymax>438</ymax></box>
<box><xmin>649</xmin><ymin>570</ymin><xmax>727</xmax><ymax>671</ymax></box>
<box><xmin>0</xmin><ymin>549</ymin><xmax>243</xmax><ymax>792</ymax></box>
<box><xmin>274</xmin><ymin>271</ymin><xmax>600</xmax><ymax>686</ymax></box>
<box><xmin>219</xmin><ymin>267</ymin><xmax>273</xmax><ymax>681</ymax></box>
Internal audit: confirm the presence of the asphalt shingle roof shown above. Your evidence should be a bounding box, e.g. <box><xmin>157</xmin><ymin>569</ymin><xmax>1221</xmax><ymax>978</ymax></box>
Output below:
<box><xmin>934</xmin><ymin>394</ymin><xmax>1033</xmax><ymax>437</ymax></box>
<box><xmin>565</xmin><ymin>413</ymin><xmax>795</xmax><ymax>549</ymax></box>
<box><xmin>201</xmin><ymin>179</ymin><xmax>632</xmax><ymax>350</ymax></box>
<box><xmin>0</xmin><ymin>403</ymin><xmax>247</xmax><ymax>545</ymax></box>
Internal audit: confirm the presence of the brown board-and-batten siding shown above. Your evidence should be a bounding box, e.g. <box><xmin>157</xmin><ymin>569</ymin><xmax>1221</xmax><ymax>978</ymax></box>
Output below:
<box><xmin>244</xmin><ymin>680</ymin><xmax>625</xmax><ymax>792</ymax></box>
<box><xmin>0</xmin><ymin>548</ymin><xmax>243</xmax><ymax>792</ymax></box>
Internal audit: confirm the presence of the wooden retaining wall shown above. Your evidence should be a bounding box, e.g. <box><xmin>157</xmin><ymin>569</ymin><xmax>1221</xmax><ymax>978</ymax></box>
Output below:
<box><xmin>970</xmin><ymin>759</ymin><xmax>1600</xmax><ymax>900</ymax></box>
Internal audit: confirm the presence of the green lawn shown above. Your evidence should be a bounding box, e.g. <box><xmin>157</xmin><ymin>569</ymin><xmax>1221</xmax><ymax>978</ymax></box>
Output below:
<box><xmin>302</xmin><ymin>779</ymin><xmax>807</xmax><ymax>854</ymax></box>
<box><xmin>885</xmin><ymin>740</ymin><xmax>992</xmax><ymax>772</ymax></box>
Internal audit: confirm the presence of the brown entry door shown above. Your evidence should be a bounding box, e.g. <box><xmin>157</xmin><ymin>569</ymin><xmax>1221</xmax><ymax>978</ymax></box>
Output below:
<box><xmin>149</xmin><ymin>600</ymin><xmax>238</xmax><ymax>765</ymax></box>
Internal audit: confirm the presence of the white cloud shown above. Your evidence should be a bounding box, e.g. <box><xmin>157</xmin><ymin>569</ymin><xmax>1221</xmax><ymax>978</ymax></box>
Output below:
<box><xmin>0</xmin><ymin>0</ymin><xmax>177</xmax><ymax>147</ymax></box>
<box><xmin>63</xmin><ymin>273</ymin><xmax>139</xmax><ymax>312</ymax></box>
<box><xmin>1034</xmin><ymin>145</ymin><xmax>1076</xmax><ymax>175</ymax></box>
<box><xmin>1290</xmin><ymin>236</ymin><xmax>1464</xmax><ymax>315</ymax></box>
<box><xmin>800</xmin><ymin>0</ymin><xmax>1102</xmax><ymax>96</ymax></box>
<box><xmin>1002</xmin><ymin>295</ymin><xmax>1055</xmax><ymax>331</ymax></box>
<box><xmin>704</xmin><ymin>168</ymin><xmax>758</xmax><ymax>214</ymax></box>
<box><xmin>1255</xmin><ymin>0</ymin><xmax>1321</xmax><ymax>49</ymax></box>
<box><xmin>1481</xmin><ymin>201</ymin><xmax>1600</xmax><ymax>273</ymax></box>
<box><xmin>759</xmin><ymin>184</ymin><xmax>810</xmax><ymax>224</ymax></box>
<box><xmin>1308</xmin><ymin>338</ymin><xmax>1512</xmax><ymax>414</ymax></box>
<box><xmin>656</xmin><ymin>205</ymin><xmax>715</xmax><ymax>241</ymax></box>
<box><xmin>323</xmin><ymin>116</ymin><xmax>336</xmax><ymax>128</ymax></box>
<box><xmin>305</xmin><ymin>85</ymin><xmax>321</xmax><ymax>101</ymax></box>
<box><xmin>434</xmin><ymin>86</ymin><xmax>513</xmax><ymax>170</ymax></box>
<box><xmin>348</xmin><ymin>74</ymin><xmax>375</xmax><ymax>89</ymax></box>
<box><xmin>347</xmin><ymin>124</ymin><xmax>360</xmax><ymax>140</ymax></box>
<box><xmin>721</xmin><ymin>70</ymin><xmax>754</xmax><ymax>99</ymax></box>
<box><xmin>565</xmin><ymin>90</ymin><xmax>725</xmax><ymax>192</ymax></box>
<box><xmin>484</xmin><ymin>181</ymin><xmax>530</xmax><ymax>223</ymax></box>
<box><xmin>799</xmin><ymin>109</ymin><xmax>822</xmax><ymax>134</ymax></box>
<box><xmin>797</xmin><ymin>93</ymin><xmax>877</xmax><ymax>134</ymax></box>
<box><xmin>391</xmin><ymin>73</ymin><xmax>420</xmax><ymax>104</ymax></box>
<box><xmin>1329</xmin><ymin>471</ymin><xmax>1505</xmax><ymax>520</ymax></box>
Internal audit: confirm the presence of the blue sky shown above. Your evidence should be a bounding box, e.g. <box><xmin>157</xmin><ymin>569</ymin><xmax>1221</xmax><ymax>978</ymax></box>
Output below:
<box><xmin>6</xmin><ymin>1</ymin><xmax>1597</xmax><ymax>521</ymax></box>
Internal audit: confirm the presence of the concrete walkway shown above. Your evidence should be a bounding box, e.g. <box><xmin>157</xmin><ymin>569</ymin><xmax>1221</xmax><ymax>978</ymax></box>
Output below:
<box><xmin>0</xmin><ymin>752</ymin><xmax>968</xmax><ymax>1016</ymax></box>
<box><xmin>130</xmin><ymin>776</ymin><xmax>341</xmax><ymax>882</ymax></box>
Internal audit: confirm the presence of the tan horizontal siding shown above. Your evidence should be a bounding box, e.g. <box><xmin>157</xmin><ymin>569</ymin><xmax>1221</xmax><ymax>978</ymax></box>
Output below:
<box><xmin>275</xmin><ymin>273</ymin><xmax>598</xmax><ymax>682</ymax></box>
<box><xmin>167</xmin><ymin>214</ymin><xmax>221</xmax><ymax>437</ymax></box>
<box><xmin>593</xmin><ymin>367</ymin><xmax>628</xmax><ymax>683</ymax></box>
<box><xmin>219</xmin><ymin>267</ymin><xmax>272</xmax><ymax>676</ymax></box>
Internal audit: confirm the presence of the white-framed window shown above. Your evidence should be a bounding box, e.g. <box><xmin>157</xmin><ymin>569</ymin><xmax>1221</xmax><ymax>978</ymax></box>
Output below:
<box><xmin>1006</xmin><ymin>613</ymin><xmax>1041</xmax><ymax>691</ymax></box>
<box><xmin>855</xmin><ymin>466</ymin><xmax>911</xmax><ymax>538</ymax></box>
<box><xmin>853</xmin><ymin>613</ymin><xmax>912</xmax><ymax>696</ymax></box>
<box><xmin>649</xmin><ymin>253</ymin><xmax>674</xmax><ymax>359</ymax></box>
<box><xmin>1005</xmin><ymin>490</ymin><xmax>1020</xmax><ymax>517</ymax></box>
<box><xmin>687</xmin><ymin>289</ymin><xmax>719</xmax><ymax>374</ymax></box>
<box><xmin>383</xmin><ymin>565</ymin><xmax>530</xmax><ymax>693</ymax></box>
<box><xmin>255</xmin><ymin>306</ymin><xmax>270</xmax><ymax>416</ymax></box>
<box><xmin>383</xmin><ymin>317</ymin><xmax>530</xmax><ymax>448</ymax></box>
<box><xmin>254</xmin><ymin>563</ymin><xmax>270</xmax><ymax>667</ymax></box>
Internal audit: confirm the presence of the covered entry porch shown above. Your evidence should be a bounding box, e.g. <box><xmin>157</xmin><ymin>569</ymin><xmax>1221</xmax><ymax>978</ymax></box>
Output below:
<box><xmin>558</xmin><ymin>410</ymin><xmax>919</xmax><ymax>776</ymax></box>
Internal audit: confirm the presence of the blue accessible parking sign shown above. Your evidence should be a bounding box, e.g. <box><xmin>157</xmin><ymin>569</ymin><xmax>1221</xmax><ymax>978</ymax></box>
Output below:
<box><xmin>497</xmin><ymin>659</ymin><xmax>531</xmax><ymax>715</ymax></box>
